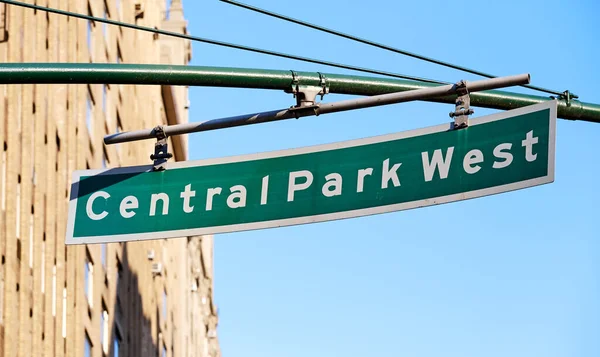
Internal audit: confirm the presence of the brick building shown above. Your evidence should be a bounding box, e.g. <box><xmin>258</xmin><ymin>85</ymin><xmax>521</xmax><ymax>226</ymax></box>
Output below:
<box><xmin>0</xmin><ymin>0</ymin><xmax>220</xmax><ymax>356</ymax></box>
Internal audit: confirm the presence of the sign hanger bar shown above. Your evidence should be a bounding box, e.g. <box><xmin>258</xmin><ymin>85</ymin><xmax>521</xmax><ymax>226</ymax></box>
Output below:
<box><xmin>104</xmin><ymin>74</ymin><xmax>530</xmax><ymax>145</ymax></box>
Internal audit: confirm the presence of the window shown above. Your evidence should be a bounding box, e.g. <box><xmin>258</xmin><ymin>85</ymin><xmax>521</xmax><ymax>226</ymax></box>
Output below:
<box><xmin>112</xmin><ymin>329</ymin><xmax>121</xmax><ymax>357</ymax></box>
<box><xmin>115</xmin><ymin>112</ymin><xmax>123</xmax><ymax>158</ymax></box>
<box><xmin>102</xmin><ymin>2</ymin><xmax>109</xmax><ymax>37</ymax></box>
<box><xmin>116</xmin><ymin>44</ymin><xmax>123</xmax><ymax>64</ymax></box>
<box><xmin>115</xmin><ymin>46</ymin><xmax>124</xmax><ymax>98</ymax></box>
<box><xmin>62</xmin><ymin>288</ymin><xmax>67</xmax><ymax>338</ymax></box>
<box><xmin>116</xmin><ymin>258</ymin><xmax>123</xmax><ymax>287</ymax></box>
<box><xmin>116</xmin><ymin>112</ymin><xmax>122</xmax><ymax>132</ymax></box>
<box><xmin>101</xmin><ymin>243</ymin><xmax>107</xmax><ymax>268</ymax></box>
<box><xmin>103</xmin><ymin>86</ymin><xmax>113</xmax><ymax>130</ymax></box>
<box><xmin>84</xmin><ymin>332</ymin><xmax>92</xmax><ymax>357</ymax></box>
<box><xmin>162</xmin><ymin>289</ymin><xmax>167</xmax><ymax>320</ymax></box>
<box><xmin>116</xmin><ymin>0</ymin><xmax>122</xmax><ymax>20</ymax></box>
<box><xmin>85</xmin><ymin>255</ymin><xmax>94</xmax><ymax>307</ymax></box>
<box><xmin>165</xmin><ymin>0</ymin><xmax>172</xmax><ymax>20</ymax></box>
<box><xmin>87</xmin><ymin>20</ymin><xmax>93</xmax><ymax>53</ymax></box>
<box><xmin>162</xmin><ymin>344</ymin><xmax>167</xmax><ymax>357</ymax></box>
<box><xmin>114</xmin><ymin>298</ymin><xmax>123</xmax><ymax>356</ymax></box>
<box><xmin>86</xmin><ymin>88</ymin><xmax>94</xmax><ymax>136</ymax></box>
<box><xmin>102</xmin><ymin>143</ymin><xmax>110</xmax><ymax>170</ymax></box>
<box><xmin>101</xmin><ymin>306</ymin><xmax>109</xmax><ymax>355</ymax></box>
<box><xmin>102</xmin><ymin>85</ymin><xmax>107</xmax><ymax>113</ymax></box>
<box><xmin>87</xmin><ymin>5</ymin><xmax>94</xmax><ymax>58</ymax></box>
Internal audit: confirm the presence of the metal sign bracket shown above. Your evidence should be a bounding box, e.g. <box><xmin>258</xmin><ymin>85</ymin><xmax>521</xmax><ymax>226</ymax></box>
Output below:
<box><xmin>286</xmin><ymin>70</ymin><xmax>329</xmax><ymax>116</ymax></box>
<box><xmin>286</xmin><ymin>84</ymin><xmax>325</xmax><ymax>118</ymax></box>
<box><xmin>317</xmin><ymin>72</ymin><xmax>330</xmax><ymax>100</ymax></box>
<box><xmin>449</xmin><ymin>80</ymin><xmax>474</xmax><ymax>129</ymax></box>
<box><xmin>556</xmin><ymin>90</ymin><xmax>578</xmax><ymax>107</ymax></box>
<box><xmin>150</xmin><ymin>125</ymin><xmax>172</xmax><ymax>171</ymax></box>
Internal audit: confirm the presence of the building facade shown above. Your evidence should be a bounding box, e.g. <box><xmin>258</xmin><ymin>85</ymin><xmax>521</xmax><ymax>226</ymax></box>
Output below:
<box><xmin>0</xmin><ymin>1</ymin><xmax>220</xmax><ymax>356</ymax></box>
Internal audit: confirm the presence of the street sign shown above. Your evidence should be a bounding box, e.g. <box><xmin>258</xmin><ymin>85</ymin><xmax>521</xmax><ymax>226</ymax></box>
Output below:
<box><xmin>66</xmin><ymin>101</ymin><xmax>556</xmax><ymax>244</ymax></box>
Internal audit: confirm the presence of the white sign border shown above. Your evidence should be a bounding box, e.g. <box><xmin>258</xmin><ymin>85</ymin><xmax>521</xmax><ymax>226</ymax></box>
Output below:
<box><xmin>66</xmin><ymin>101</ymin><xmax>557</xmax><ymax>245</ymax></box>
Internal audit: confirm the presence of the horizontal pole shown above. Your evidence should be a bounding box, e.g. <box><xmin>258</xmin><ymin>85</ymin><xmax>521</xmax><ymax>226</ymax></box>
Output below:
<box><xmin>0</xmin><ymin>63</ymin><xmax>599</xmax><ymax>123</ymax></box>
<box><xmin>104</xmin><ymin>74</ymin><xmax>530</xmax><ymax>145</ymax></box>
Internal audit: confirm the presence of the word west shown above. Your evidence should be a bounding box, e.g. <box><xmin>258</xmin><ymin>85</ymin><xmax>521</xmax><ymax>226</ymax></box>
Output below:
<box><xmin>85</xmin><ymin>130</ymin><xmax>539</xmax><ymax>221</ymax></box>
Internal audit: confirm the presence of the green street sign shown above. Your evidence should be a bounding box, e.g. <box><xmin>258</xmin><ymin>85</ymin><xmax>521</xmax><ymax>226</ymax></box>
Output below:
<box><xmin>66</xmin><ymin>101</ymin><xmax>556</xmax><ymax>244</ymax></box>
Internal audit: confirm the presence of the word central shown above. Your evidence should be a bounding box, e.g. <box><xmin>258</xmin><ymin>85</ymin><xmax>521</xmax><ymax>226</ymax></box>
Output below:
<box><xmin>85</xmin><ymin>130</ymin><xmax>540</xmax><ymax>221</ymax></box>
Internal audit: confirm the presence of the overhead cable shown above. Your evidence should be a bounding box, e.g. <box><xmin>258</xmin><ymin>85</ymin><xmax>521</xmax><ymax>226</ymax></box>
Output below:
<box><xmin>220</xmin><ymin>0</ymin><xmax>572</xmax><ymax>98</ymax></box>
<box><xmin>0</xmin><ymin>0</ymin><xmax>447</xmax><ymax>85</ymax></box>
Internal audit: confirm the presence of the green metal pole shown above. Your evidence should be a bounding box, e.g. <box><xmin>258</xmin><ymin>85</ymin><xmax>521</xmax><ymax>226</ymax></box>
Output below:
<box><xmin>1</xmin><ymin>63</ymin><xmax>599</xmax><ymax>123</ymax></box>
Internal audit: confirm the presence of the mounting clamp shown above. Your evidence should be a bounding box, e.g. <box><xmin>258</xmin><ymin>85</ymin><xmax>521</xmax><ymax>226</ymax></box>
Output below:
<box><xmin>291</xmin><ymin>85</ymin><xmax>326</xmax><ymax>107</ymax></box>
<box><xmin>150</xmin><ymin>125</ymin><xmax>172</xmax><ymax>171</ymax></box>
<box><xmin>557</xmin><ymin>90</ymin><xmax>579</xmax><ymax>107</ymax></box>
<box><xmin>449</xmin><ymin>80</ymin><xmax>474</xmax><ymax>129</ymax></box>
<box><xmin>317</xmin><ymin>72</ymin><xmax>330</xmax><ymax>100</ymax></box>
<box><xmin>286</xmin><ymin>70</ymin><xmax>329</xmax><ymax>117</ymax></box>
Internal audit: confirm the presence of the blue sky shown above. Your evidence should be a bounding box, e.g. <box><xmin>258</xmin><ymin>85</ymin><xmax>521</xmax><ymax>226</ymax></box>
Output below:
<box><xmin>184</xmin><ymin>1</ymin><xmax>599</xmax><ymax>356</ymax></box>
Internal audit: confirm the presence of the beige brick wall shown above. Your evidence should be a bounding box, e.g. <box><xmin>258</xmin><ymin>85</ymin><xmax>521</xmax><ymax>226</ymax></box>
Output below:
<box><xmin>0</xmin><ymin>1</ymin><xmax>220</xmax><ymax>356</ymax></box>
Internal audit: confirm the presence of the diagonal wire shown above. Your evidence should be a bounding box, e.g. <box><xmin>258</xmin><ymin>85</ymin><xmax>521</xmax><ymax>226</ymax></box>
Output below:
<box><xmin>220</xmin><ymin>0</ymin><xmax>571</xmax><ymax>98</ymax></box>
<box><xmin>0</xmin><ymin>0</ymin><xmax>448</xmax><ymax>85</ymax></box>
